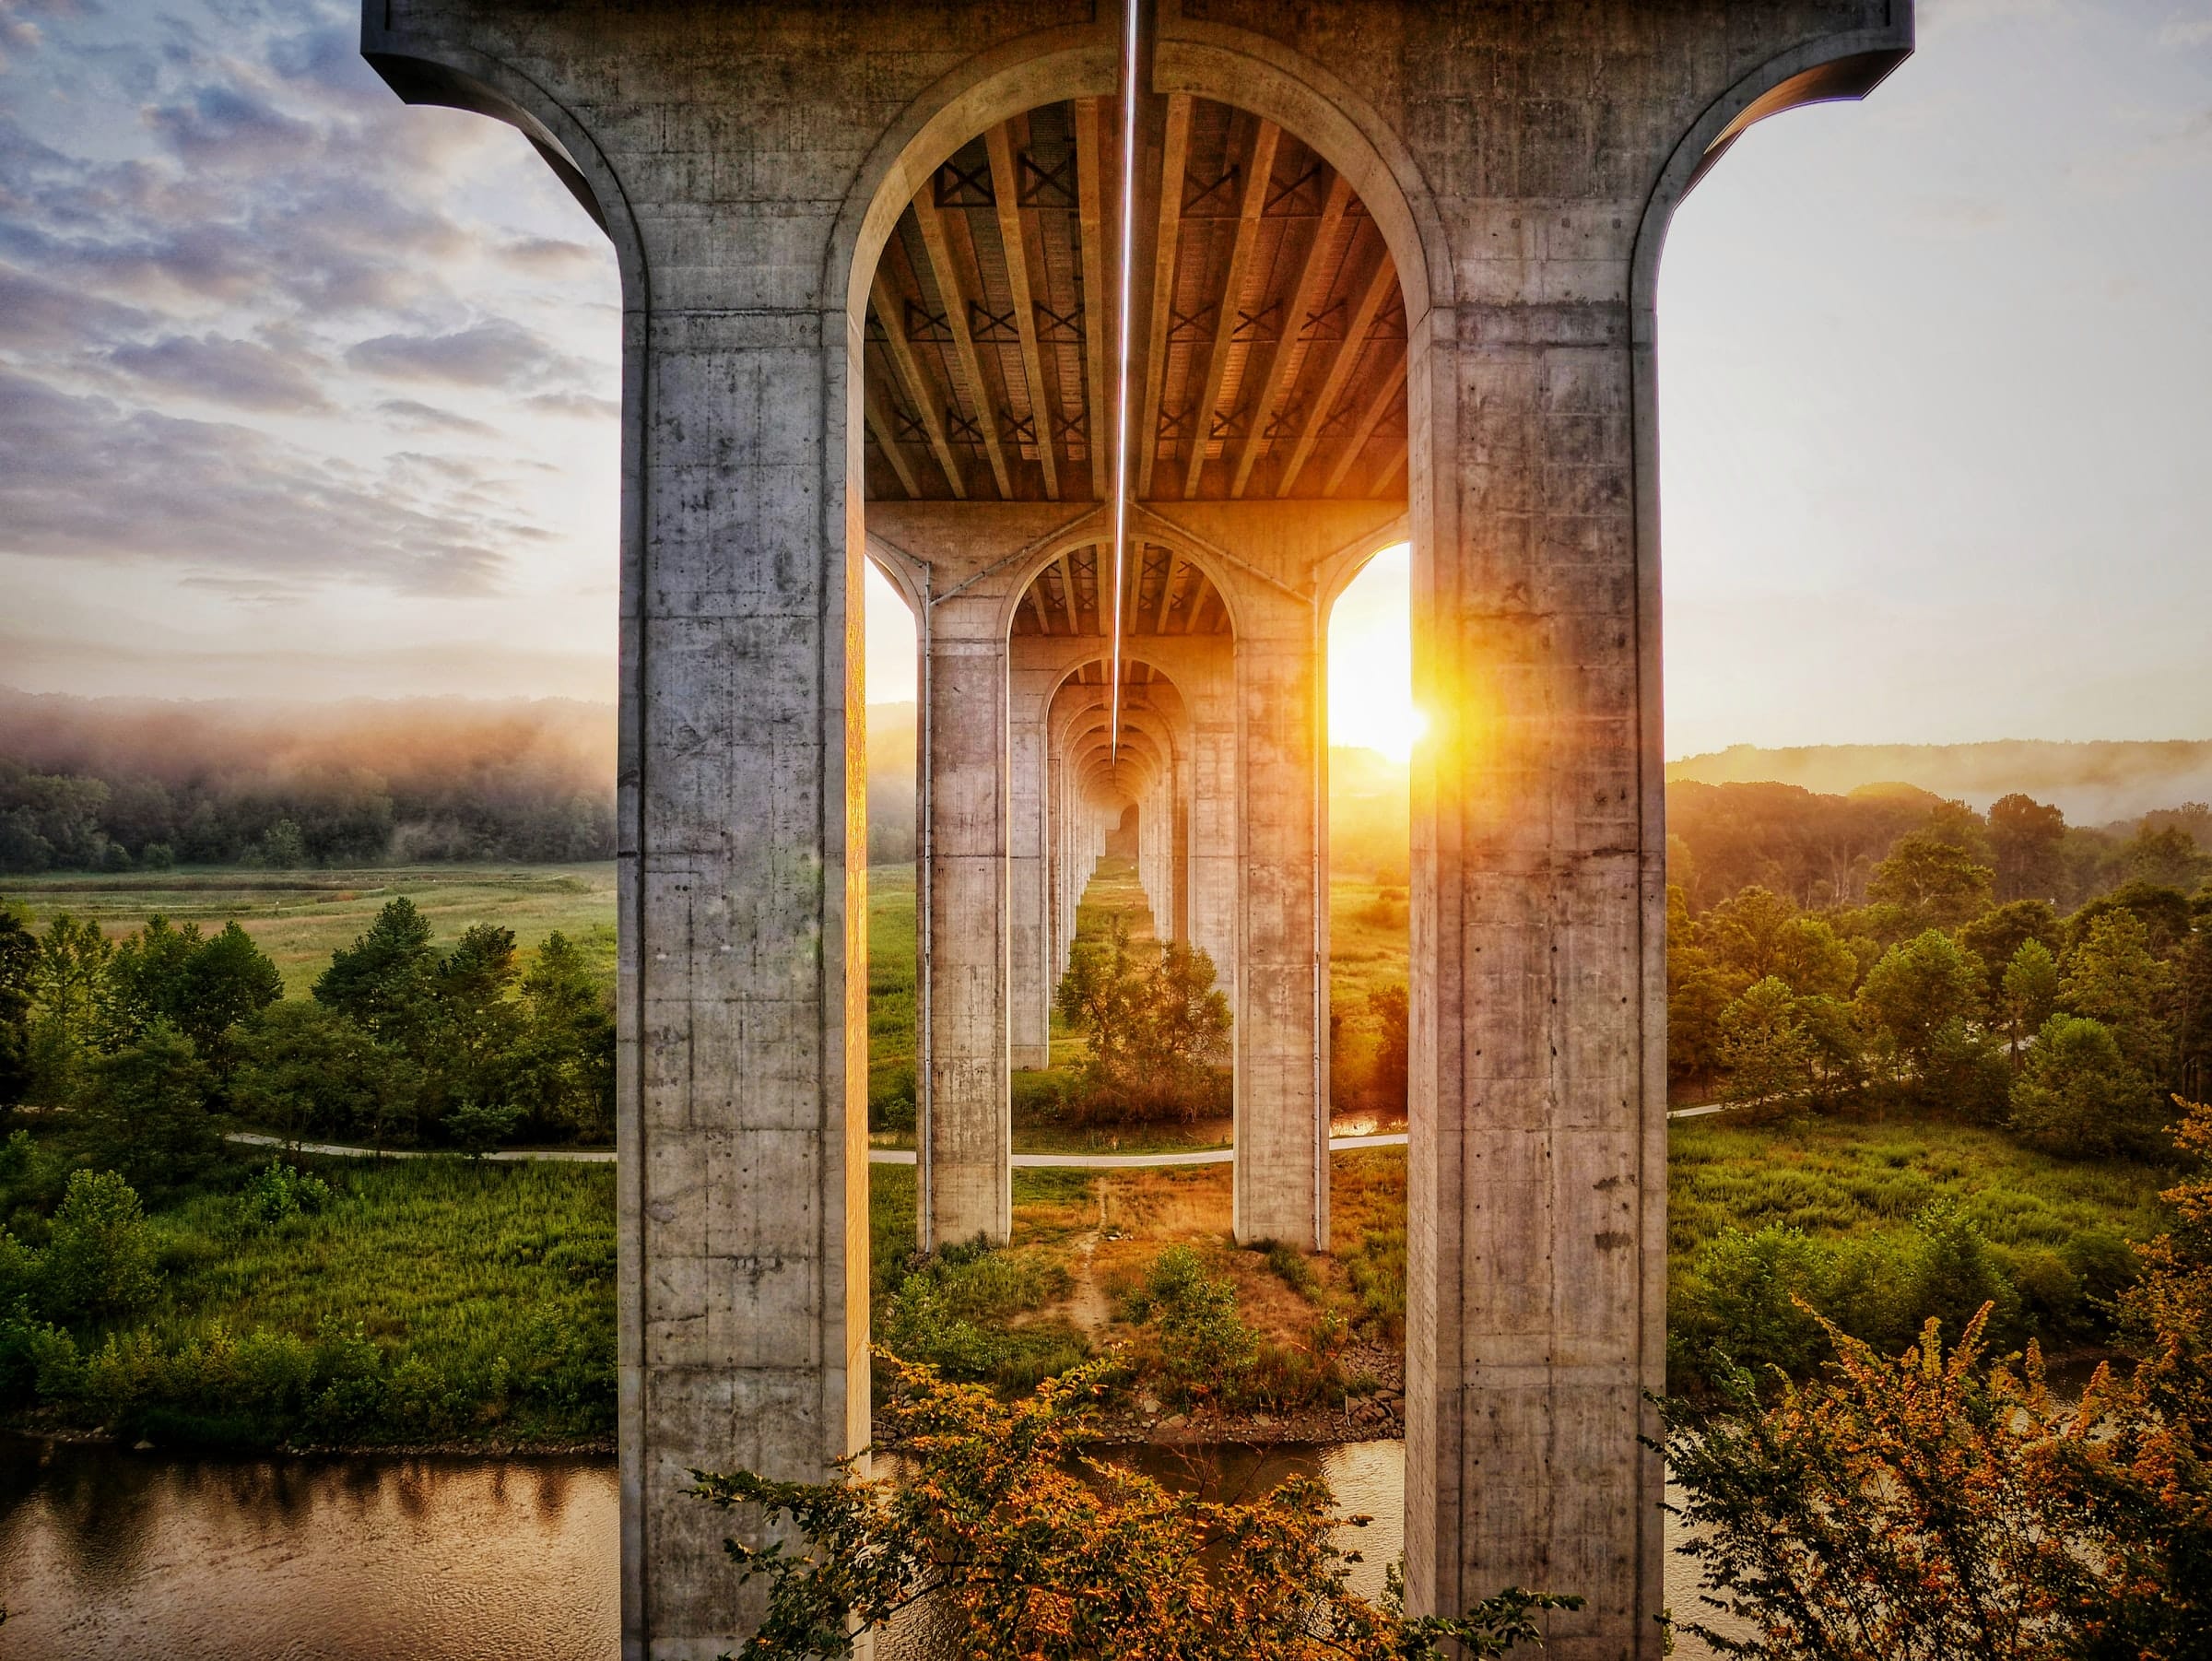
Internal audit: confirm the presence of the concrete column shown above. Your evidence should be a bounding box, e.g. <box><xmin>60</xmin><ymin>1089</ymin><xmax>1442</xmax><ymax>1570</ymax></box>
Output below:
<box><xmin>921</xmin><ymin>595</ymin><xmax>1010</xmax><ymax>1247</ymax></box>
<box><xmin>1006</xmin><ymin>663</ymin><xmax>1055</xmax><ymax>1072</ymax></box>
<box><xmin>1230</xmin><ymin>605</ymin><xmax>1325</xmax><ymax>1250</ymax></box>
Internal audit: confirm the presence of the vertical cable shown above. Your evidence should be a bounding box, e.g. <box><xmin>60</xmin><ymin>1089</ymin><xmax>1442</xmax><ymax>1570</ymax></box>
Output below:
<box><xmin>1110</xmin><ymin>0</ymin><xmax>1139</xmax><ymax>760</ymax></box>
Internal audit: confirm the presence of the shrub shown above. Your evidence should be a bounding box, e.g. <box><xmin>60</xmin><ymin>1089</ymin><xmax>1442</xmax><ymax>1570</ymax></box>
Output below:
<box><xmin>696</xmin><ymin>1353</ymin><xmax>1574</xmax><ymax>1661</ymax></box>
<box><xmin>1124</xmin><ymin>1245</ymin><xmax>1255</xmax><ymax>1407</ymax></box>
<box><xmin>868</xmin><ymin>1062</ymin><xmax>917</xmax><ymax>1134</ymax></box>
<box><xmin>238</xmin><ymin>1160</ymin><xmax>333</xmax><ymax>1229</ymax></box>
<box><xmin>40</xmin><ymin>1169</ymin><xmax>161</xmax><ymax>1325</ymax></box>
<box><xmin>2011</xmin><ymin>1014</ymin><xmax>2152</xmax><ymax>1158</ymax></box>
<box><xmin>876</xmin><ymin>1239</ymin><xmax>1085</xmax><ymax>1393</ymax></box>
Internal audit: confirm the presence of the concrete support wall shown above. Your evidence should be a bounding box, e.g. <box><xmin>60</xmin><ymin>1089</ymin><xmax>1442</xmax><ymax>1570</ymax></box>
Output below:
<box><xmin>1006</xmin><ymin>657</ymin><xmax>1057</xmax><ymax>1071</ymax></box>
<box><xmin>1229</xmin><ymin>609</ymin><xmax>1324</xmax><ymax>1250</ymax></box>
<box><xmin>922</xmin><ymin>595</ymin><xmax>1011</xmax><ymax>1247</ymax></box>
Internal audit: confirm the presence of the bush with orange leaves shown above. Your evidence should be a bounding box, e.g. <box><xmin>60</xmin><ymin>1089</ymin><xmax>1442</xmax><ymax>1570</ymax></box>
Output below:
<box><xmin>690</xmin><ymin>1352</ymin><xmax>1577</xmax><ymax>1660</ymax></box>
<box><xmin>1663</xmin><ymin>1097</ymin><xmax>2212</xmax><ymax>1661</ymax></box>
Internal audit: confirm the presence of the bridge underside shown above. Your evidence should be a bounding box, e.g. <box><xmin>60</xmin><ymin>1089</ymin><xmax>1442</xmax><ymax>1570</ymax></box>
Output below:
<box><xmin>361</xmin><ymin>3</ymin><xmax>1912</xmax><ymax>1655</ymax></box>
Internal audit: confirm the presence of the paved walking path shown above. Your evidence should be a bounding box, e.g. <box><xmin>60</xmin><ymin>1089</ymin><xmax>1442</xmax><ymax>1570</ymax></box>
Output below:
<box><xmin>234</xmin><ymin>1112</ymin><xmax>1720</xmax><ymax>1169</ymax></box>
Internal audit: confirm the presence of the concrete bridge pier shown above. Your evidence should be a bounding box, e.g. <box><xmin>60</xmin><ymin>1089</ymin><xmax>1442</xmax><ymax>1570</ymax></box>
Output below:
<box><xmin>360</xmin><ymin>4</ymin><xmax>1913</xmax><ymax>1654</ymax></box>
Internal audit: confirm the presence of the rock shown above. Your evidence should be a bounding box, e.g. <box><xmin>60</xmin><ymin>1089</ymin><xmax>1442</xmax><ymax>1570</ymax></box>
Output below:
<box><xmin>1159</xmin><ymin>1413</ymin><xmax>1187</xmax><ymax>1431</ymax></box>
<box><xmin>1137</xmin><ymin>1394</ymin><xmax>1160</xmax><ymax>1415</ymax></box>
<box><xmin>133</xmin><ymin>1439</ymin><xmax>155</xmax><ymax>1452</ymax></box>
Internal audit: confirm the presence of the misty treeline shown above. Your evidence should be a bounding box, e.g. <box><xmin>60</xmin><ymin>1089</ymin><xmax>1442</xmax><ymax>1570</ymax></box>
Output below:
<box><xmin>0</xmin><ymin>692</ymin><xmax>618</xmax><ymax>872</ymax></box>
<box><xmin>1667</xmin><ymin>783</ymin><xmax>2212</xmax><ymax>1150</ymax></box>
<box><xmin>0</xmin><ymin>692</ymin><xmax>924</xmax><ymax>872</ymax></box>
<box><xmin>0</xmin><ymin>897</ymin><xmax>615</xmax><ymax>1169</ymax></box>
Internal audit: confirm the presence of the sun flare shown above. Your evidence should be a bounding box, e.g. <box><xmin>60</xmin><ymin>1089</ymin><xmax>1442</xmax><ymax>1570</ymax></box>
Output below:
<box><xmin>1328</xmin><ymin>542</ymin><xmax>1422</xmax><ymax>764</ymax></box>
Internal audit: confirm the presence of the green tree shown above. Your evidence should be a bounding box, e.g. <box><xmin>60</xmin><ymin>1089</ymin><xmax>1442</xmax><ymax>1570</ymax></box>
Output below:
<box><xmin>433</xmin><ymin>922</ymin><xmax>525</xmax><ymax>1127</ymax></box>
<box><xmin>1055</xmin><ymin>918</ymin><xmax>1230</xmax><ymax>1121</ymax></box>
<box><xmin>37</xmin><ymin>1169</ymin><xmax>161</xmax><ymax>1325</ymax></box>
<box><xmin>1705</xmin><ymin>885</ymin><xmax>1798</xmax><ymax>986</ymax></box>
<box><xmin>232</xmin><ymin>1001</ymin><xmax>421</xmax><ymax>1150</ymax></box>
<box><xmin>1717</xmin><ymin>978</ymin><xmax>1817</xmax><ymax>1108</ymax></box>
<box><xmin>694</xmin><ymin>1352</ymin><xmax>1573</xmax><ymax>1661</ymax></box>
<box><xmin>1997</xmin><ymin>937</ymin><xmax>2060</xmax><ymax>1064</ymax></box>
<box><xmin>313</xmin><ymin>897</ymin><xmax>439</xmax><ymax>1052</ymax></box>
<box><xmin>0</xmin><ymin>907</ymin><xmax>34</xmax><ymax>1111</ymax></box>
<box><xmin>1959</xmin><ymin>899</ymin><xmax>2062</xmax><ymax>1011</ymax></box>
<box><xmin>2062</xmin><ymin>909</ymin><xmax>2172</xmax><ymax>1081</ymax></box>
<box><xmin>102</xmin><ymin>916</ymin><xmax>280</xmax><ymax>1078</ymax></box>
<box><xmin>27</xmin><ymin>913</ymin><xmax>112</xmax><ymax>1103</ymax></box>
<box><xmin>255</xmin><ymin>818</ymin><xmax>308</xmax><ymax>868</ymax></box>
<box><xmin>1858</xmin><ymin>930</ymin><xmax>1986</xmax><ymax>1094</ymax></box>
<box><xmin>2116</xmin><ymin>823</ymin><xmax>2211</xmax><ymax>892</ymax></box>
<box><xmin>1987</xmin><ymin>793</ymin><xmax>2067</xmax><ymax>903</ymax></box>
<box><xmin>1866</xmin><ymin>830</ymin><xmax>1995</xmax><ymax>931</ymax></box>
<box><xmin>80</xmin><ymin>1018</ymin><xmax>222</xmax><ymax>1192</ymax></box>
<box><xmin>2010</xmin><ymin>1015</ymin><xmax>2147</xmax><ymax>1159</ymax></box>
<box><xmin>1667</xmin><ymin>886</ymin><xmax>1733</xmax><ymax>1087</ymax></box>
<box><xmin>1771</xmin><ymin>915</ymin><xmax>1860</xmax><ymax>998</ymax></box>
<box><xmin>510</xmin><ymin>932</ymin><xmax>616</xmax><ymax>1140</ymax></box>
<box><xmin>1365</xmin><ymin>981</ymin><xmax>1408</xmax><ymax>1114</ymax></box>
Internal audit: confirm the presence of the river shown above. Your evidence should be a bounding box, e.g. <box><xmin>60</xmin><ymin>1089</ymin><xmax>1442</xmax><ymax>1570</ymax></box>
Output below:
<box><xmin>0</xmin><ymin>1437</ymin><xmax>1737</xmax><ymax>1657</ymax></box>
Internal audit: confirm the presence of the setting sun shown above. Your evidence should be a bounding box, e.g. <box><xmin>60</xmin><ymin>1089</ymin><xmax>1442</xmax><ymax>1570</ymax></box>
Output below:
<box><xmin>1328</xmin><ymin>542</ymin><xmax>1423</xmax><ymax>763</ymax></box>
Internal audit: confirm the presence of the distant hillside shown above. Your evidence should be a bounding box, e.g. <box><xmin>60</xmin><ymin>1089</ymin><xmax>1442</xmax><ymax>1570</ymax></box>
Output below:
<box><xmin>1667</xmin><ymin>740</ymin><xmax>2212</xmax><ymax>824</ymax></box>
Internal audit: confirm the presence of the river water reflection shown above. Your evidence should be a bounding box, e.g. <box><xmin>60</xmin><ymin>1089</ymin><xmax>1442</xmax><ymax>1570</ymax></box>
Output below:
<box><xmin>0</xmin><ymin>1436</ymin><xmax>1735</xmax><ymax>1659</ymax></box>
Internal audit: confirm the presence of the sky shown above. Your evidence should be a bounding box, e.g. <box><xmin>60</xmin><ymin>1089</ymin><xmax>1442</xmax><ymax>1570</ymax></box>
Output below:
<box><xmin>0</xmin><ymin>0</ymin><xmax>2206</xmax><ymax>759</ymax></box>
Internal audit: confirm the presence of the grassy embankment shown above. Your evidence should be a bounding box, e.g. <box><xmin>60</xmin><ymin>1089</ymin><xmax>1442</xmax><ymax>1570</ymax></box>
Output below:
<box><xmin>2</xmin><ymin>1090</ymin><xmax>2174</xmax><ymax>1450</ymax></box>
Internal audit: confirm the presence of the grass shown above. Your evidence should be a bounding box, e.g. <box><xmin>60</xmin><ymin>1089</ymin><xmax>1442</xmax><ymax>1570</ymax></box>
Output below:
<box><xmin>1667</xmin><ymin>1109</ymin><xmax>2173</xmax><ymax>1258</ymax></box>
<box><xmin>6</xmin><ymin>864</ymin><xmax>620</xmax><ymax>996</ymax></box>
<box><xmin>3</xmin><ymin>1145</ymin><xmax>615</xmax><ymax>1448</ymax></box>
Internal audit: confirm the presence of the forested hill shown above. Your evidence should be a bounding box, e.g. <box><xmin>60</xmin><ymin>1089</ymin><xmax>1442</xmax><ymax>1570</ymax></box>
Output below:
<box><xmin>1667</xmin><ymin>739</ymin><xmax>2212</xmax><ymax>824</ymax></box>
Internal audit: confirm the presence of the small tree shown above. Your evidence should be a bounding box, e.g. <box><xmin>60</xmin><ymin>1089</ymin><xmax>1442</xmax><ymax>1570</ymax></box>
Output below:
<box><xmin>1867</xmin><ymin>830</ymin><xmax>1995</xmax><ymax>931</ymax></box>
<box><xmin>1366</xmin><ymin>982</ymin><xmax>1408</xmax><ymax>1113</ymax></box>
<box><xmin>81</xmin><ymin>1018</ymin><xmax>222</xmax><ymax>1193</ymax></box>
<box><xmin>1997</xmin><ymin>937</ymin><xmax>2059</xmax><ymax>1065</ymax></box>
<box><xmin>232</xmin><ymin>1000</ymin><xmax>421</xmax><ymax>1151</ymax></box>
<box><xmin>1717</xmin><ymin>978</ymin><xmax>1818</xmax><ymax>1108</ymax></box>
<box><xmin>0</xmin><ymin>907</ymin><xmax>34</xmax><ymax>1113</ymax></box>
<box><xmin>1054</xmin><ymin>917</ymin><xmax>1230</xmax><ymax>1122</ymax></box>
<box><xmin>2010</xmin><ymin>1014</ymin><xmax>2147</xmax><ymax>1158</ymax></box>
<box><xmin>693</xmin><ymin>1352</ymin><xmax>1575</xmax><ymax>1660</ymax></box>
<box><xmin>2062</xmin><ymin>909</ymin><xmax>2172</xmax><ymax>1082</ymax></box>
<box><xmin>38</xmin><ymin>1169</ymin><xmax>161</xmax><ymax>1325</ymax></box>
<box><xmin>1857</xmin><ymin>930</ymin><xmax>1986</xmax><ymax>1099</ymax></box>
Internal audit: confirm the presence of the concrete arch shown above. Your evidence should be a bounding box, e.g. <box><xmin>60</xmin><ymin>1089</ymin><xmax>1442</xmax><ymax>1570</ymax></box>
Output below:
<box><xmin>863</xmin><ymin>534</ymin><xmax>929</xmax><ymax>617</ymax></box>
<box><xmin>1630</xmin><ymin>26</ymin><xmax>1914</xmax><ymax>324</ymax></box>
<box><xmin>359</xmin><ymin>29</ymin><xmax>648</xmax><ymax>313</ymax></box>
<box><xmin>1312</xmin><ymin>518</ymin><xmax>1415</xmax><ymax>620</ymax></box>
<box><xmin>998</xmin><ymin>534</ymin><xmax>1247</xmax><ymax>644</ymax></box>
<box><xmin>1152</xmin><ymin>21</ymin><xmax>1443</xmax><ymax>327</ymax></box>
<box><xmin>830</xmin><ymin>29</ymin><xmax>1116</xmax><ymax>330</ymax></box>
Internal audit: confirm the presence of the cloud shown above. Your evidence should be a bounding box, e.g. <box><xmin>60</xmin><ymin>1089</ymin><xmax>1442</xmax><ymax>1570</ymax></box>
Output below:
<box><xmin>345</xmin><ymin>318</ymin><xmax>575</xmax><ymax>388</ymax></box>
<box><xmin>2159</xmin><ymin>15</ymin><xmax>2212</xmax><ymax>48</ymax></box>
<box><xmin>108</xmin><ymin>330</ymin><xmax>333</xmax><ymax>411</ymax></box>
<box><xmin>497</xmin><ymin>234</ymin><xmax>604</xmax><ymax>273</ymax></box>
<box><xmin>525</xmin><ymin>389</ymin><xmax>620</xmax><ymax>418</ymax></box>
<box><xmin>0</xmin><ymin>367</ymin><xmax>512</xmax><ymax>593</ymax></box>
<box><xmin>144</xmin><ymin>82</ymin><xmax>318</xmax><ymax>168</ymax></box>
<box><xmin>0</xmin><ymin>262</ymin><xmax>147</xmax><ymax>344</ymax></box>
<box><xmin>377</xmin><ymin>397</ymin><xmax>495</xmax><ymax>436</ymax></box>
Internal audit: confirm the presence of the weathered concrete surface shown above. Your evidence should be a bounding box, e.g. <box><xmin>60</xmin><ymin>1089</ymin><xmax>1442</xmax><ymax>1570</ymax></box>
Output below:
<box><xmin>363</xmin><ymin>3</ymin><xmax>1910</xmax><ymax>1655</ymax></box>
